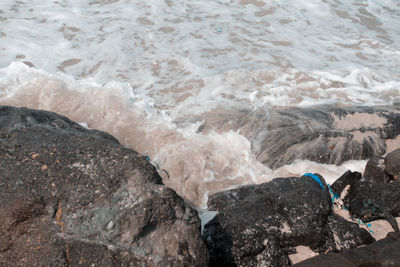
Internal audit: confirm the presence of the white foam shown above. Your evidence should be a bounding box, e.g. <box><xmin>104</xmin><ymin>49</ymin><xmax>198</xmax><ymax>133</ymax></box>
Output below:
<box><xmin>0</xmin><ymin>0</ymin><xmax>399</xmax><ymax>117</ymax></box>
<box><xmin>0</xmin><ymin>63</ymin><xmax>371</xmax><ymax>207</ymax></box>
<box><xmin>0</xmin><ymin>0</ymin><xmax>399</xmax><ymax>208</ymax></box>
<box><xmin>0</xmin><ymin>63</ymin><xmax>273</xmax><ymax>207</ymax></box>
<box><xmin>273</xmin><ymin>159</ymin><xmax>368</xmax><ymax>185</ymax></box>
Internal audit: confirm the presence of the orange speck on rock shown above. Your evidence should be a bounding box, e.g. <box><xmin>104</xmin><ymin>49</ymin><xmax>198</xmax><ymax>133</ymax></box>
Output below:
<box><xmin>41</xmin><ymin>165</ymin><xmax>48</xmax><ymax>171</ymax></box>
<box><xmin>56</xmin><ymin>202</ymin><xmax>64</xmax><ymax>228</ymax></box>
<box><xmin>31</xmin><ymin>153</ymin><xmax>39</xmax><ymax>159</ymax></box>
<box><xmin>56</xmin><ymin>206</ymin><xmax>62</xmax><ymax>222</ymax></box>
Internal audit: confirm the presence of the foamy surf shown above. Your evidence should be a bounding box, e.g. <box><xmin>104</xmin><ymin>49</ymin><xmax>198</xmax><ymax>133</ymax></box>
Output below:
<box><xmin>0</xmin><ymin>62</ymin><xmax>370</xmax><ymax>207</ymax></box>
<box><xmin>1</xmin><ymin>0</ymin><xmax>400</xmax><ymax>115</ymax></box>
<box><xmin>1</xmin><ymin>0</ymin><xmax>400</xmax><ymax>207</ymax></box>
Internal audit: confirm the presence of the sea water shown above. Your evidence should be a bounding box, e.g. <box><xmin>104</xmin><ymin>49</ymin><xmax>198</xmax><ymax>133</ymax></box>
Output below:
<box><xmin>0</xmin><ymin>0</ymin><xmax>399</xmax><ymax>207</ymax></box>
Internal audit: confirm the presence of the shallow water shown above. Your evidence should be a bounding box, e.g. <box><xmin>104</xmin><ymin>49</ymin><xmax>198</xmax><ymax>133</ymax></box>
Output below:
<box><xmin>0</xmin><ymin>0</ymin><xmax>399</xmax><ymax>207</ymax></box>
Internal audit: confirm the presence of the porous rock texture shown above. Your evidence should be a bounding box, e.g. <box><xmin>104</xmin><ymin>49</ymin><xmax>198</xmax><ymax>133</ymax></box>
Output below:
<box><xmin>384</xmin><ymin>148</ymin><xmax>400</xmax><ymax>180</ymax></box>
<box><xmin>0</xmin><ymin>106</ymin><xmax>208</xmax><ymax>266</ymax></box>
<box><xmin>363</xmin><ymin>148</ymin><xmax>400</xmax><ymax>183</ymax></box>
<box><xmin>333</xmin><ymin>170</ymin><xmax>400</xmax><ymax>233</ymax></box>
<box><xmin>202</xmin><ymin>174</ymin><xmax>374</xmax><ymax>267</ymax></box>
<box><xmin>363</xmin><ymin>155</ymin><xmax>391</xmax><ymax>183</ymax></box>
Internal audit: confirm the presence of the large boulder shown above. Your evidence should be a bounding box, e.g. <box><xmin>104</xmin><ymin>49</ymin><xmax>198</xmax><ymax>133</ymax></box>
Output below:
<box><xmin>252</xmin><ymin>105</ymin><xmax>400</xmax><ymax>169</ymax></box>
<box><xmin>364</xmin><ymin>148</ymin><xmax>400</xmax><ymax>183</ymax></box>
<box><xmin>363</xmin><ymin>155</ymin><xmax>391</xmax><ymax>183</ymax></box>
<box><xmin>203</xmin><ymin>174</ymin><xmax>374</xmax><ymax>266</ymax></box>
<box><xmin>331</xmin><ymin>170</ymin><xmax>400</xmax><ymax>233</ymax></box>
<box><xmin>188</xmin><ymin>104</ymin><xmax>400</xmax><ymax>169</ymax></box>
<box><xmin>293</xmin><ymin>232</ymin><xmax>400</xmax><ymax>267</ymax></box>
<box><xmin>384</xmin><ymin>148</ymin><xmax>400</xmax><ymax>181</ymax></box>
<box><xmin>0</xmin><ymin>106</ymin><xmax>208</xmax><ymax>266</ymax></box>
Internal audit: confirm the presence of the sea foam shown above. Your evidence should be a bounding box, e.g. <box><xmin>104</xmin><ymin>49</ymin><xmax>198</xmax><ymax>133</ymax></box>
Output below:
<box><xmin>0</xmin><ymin>0</ymin><xmax>399</xmax><ymax>207</ymax></box>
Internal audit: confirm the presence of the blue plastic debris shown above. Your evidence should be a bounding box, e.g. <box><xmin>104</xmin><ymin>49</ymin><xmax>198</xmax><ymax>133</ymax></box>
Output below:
<box><xmin>145</xmin><ymin>155</ymin><xmax>150</xmax><ymax>161</ymax></box>
<box><xmin>303</xmin><ymin>173</ymin><xmax>325</xmax><ymax>191</ymax></box>
<box><xmin>369</xmin><ymin>229</ymin><xmax>375</xmax><ymax>234</ymax></box>
<box><xmin>327</xmin><ymin>184</ymin><xmax>339</xmax><ymax>204</ymax></box>
<box><xmin>355</xmin><ymin>219</ymin><xmax>374</xmax><ymax>235</ymax></box>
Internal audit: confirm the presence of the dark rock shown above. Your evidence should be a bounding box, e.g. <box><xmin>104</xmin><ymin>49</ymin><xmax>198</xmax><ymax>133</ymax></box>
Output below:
<box><xmin>385</xmin><ymin>148</ymin><xmax>400</xmax><ymax>181</ymax></box>
<box><xmin>331</xmin><ymin>170</ymin><xmax>362</xmax><ymax>194</ymax></box>
<box><xmin>364</xmin><ymin>156</ymin><xmax>392</xmax><ymax>183</ymax></box>
<box><xmin>0</xmin><ymin>106</ymin><xmax>208</xmax><ymax>266</ymax></box>
<box><xmin>253</xmin><ymin>105</ymin><xmax>400</xmax><ymax>169</ymax></box>
<box><xmin>345</xmin><ymin>179</ymin><xmax>400</xmax><ymax>232</ymax></box>
<box><xmin>331</xmin><ymin>170</ymin><xmax>400</xmax><ymax>232</ymax></box>
<box><xmin>324</xmin><ymin>214</ymin><xmax>375</xmax><ymax>251</ymax></box>
<box><xmin>293</xmin><ymin>253</ymin><xmax>357</xmax><ymax>267</ymax></box>
<box><xmin>294</xmin><ymin>232</ymin><xmax>400</xmax><ymax>267</ymax></box>
<box><xmin>186</xmin><ymin>104</ymin><xmax>400</xmax><ymax>169</ymax></box>
<box><xmin>364</xmin><ymin>149</ymin><xmax>400</xmax><ymax>184</ymax></box>
<box><xmin>203</xmin><ymin>174</ymin><xmax>373</xmax><ymax>267</ymax></box>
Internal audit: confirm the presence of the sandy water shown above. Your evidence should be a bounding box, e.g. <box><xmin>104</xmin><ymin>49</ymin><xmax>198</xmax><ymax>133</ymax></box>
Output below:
<box><xmin>0</xmin><ymin>0</ymin><xmax>399</xmax><ymax>207</ymax></box>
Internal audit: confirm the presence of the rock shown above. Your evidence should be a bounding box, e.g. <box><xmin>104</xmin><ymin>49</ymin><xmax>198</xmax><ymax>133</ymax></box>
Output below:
<box><xmin>0</xmin><ymin>106</ymin><xmax>208</xmax><ymax>266</ymax></box>
<box><xmin>363</xmin><ymin>156</ymin><xmax>391</xmax><ymax>183</ymax></box>
<box><xmin>185</xmin><ymin>104</ymin><xmax>400</xmax><ymax>169</ymax></box>
<box><xmin>324</xmin><ymin>214</ymin><xmax>375</xmax><ymax>251</ymax></box>
<box><xmin>203</xmin><ymin>174</ymin><xmax>374</xmax><ymax>267</ymax></box>
<box><xmin>345</xmin><ymin>179</ymin><xmax>400</xmax><ymax>232</ymax></box>
<box><xmin>385</xmin><ymin>148</ymin><xmax>400</xmax><ymax>181</ymax></box>
<box><xmin>294</xmin><ymin>253</ymin><xmax>357</xmax><ymax>267</ymax></box>
<box><xmin>331</xmin><ymin>170</ymin><xmax>362</xmax><ymax>194</ymax></box>
<box><xmin>331</xmin><ymin>170</ymin><xmax>400</xmax><ymax>233</ymax></box>
<box><xmin>253</xmin><ymin>105</ymin><xmax>400</xmax><ymax>169</ymax></box>
<box><xmin>364</xmin><ymin>149</ymin><xmax>400</xmax><ymax>183</ymax></box>
<box><xmin>293</xmin><ymin>232</ymin><xmax>400</xmax><ymax>267</ymax></box>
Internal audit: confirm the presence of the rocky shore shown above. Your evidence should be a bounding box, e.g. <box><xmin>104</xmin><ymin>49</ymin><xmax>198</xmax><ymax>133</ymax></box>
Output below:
<box><xmin>1</xmin><ymin>106</ymin><xmax>399</xmax><ymax>266</ymax></box>
<box><xmin>0</xmin><ymin>106</ymin><xmax>207</xmax><ymax>266</ymax></box>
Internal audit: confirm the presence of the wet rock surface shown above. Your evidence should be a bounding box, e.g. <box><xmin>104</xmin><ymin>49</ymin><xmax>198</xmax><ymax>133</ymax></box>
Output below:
<box><xmin>252</xmin><ymin>105</ymin><xmax>400</xmax><ymax>169</ymax></box>
<box><xmin>384</xmin><ymin>148</ymin><xmax>400</xmax><ymax>181</ymax></box>
<box><xmin>189</xmin><ymin>104</ymin><xmax>400</xmax><ymax>169</ymax></box>
<box><xmin>293</xmin><ymin>232</ymin><xmax>400</xmax><ymax>267</ymax></box>
<box><xmin>0</xmin><ymin>106</ymin><xmax>208</xmax><ymax>266</ymax></box>
<box><xmin>363</xmin><ymin>155</ymin><xmax>391</xmax><ymax>183</ymax></box>
<box><xmin>332</xmin><ymin>169</ymin><xmax>400</xmax><ymax>233</ymax></box>
<box><xmin>296</xmin><ymin>166</ymin><xmax>400</xmax><ymax>267</ymax></box>
<box><xmin>203</xmin><ymin>174</ymin><xmax>374</xmax><ymax>267</ymax></box>
<box><xmin>364</xmin><ymin>148</ymin><xmax>400</xmax><ymax>183</ymax></box>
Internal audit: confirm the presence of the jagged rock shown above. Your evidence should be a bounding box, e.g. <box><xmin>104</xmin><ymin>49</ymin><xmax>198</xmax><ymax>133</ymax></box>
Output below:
<box><xmin>385</xmin><ymin>148</ymin><xmax>400</xmax><ymax>181</ymax></box>
<box><xmin>331</xmin><ymin>170</ymin><xmax>362</xmax><ymax>194</ymax></box>
<box><xmin>364</xmin><ymin>156</ymin><xmax>391</xmax><ymax>183</ymax></box>
<box><xmin>293</xmin><ymin>232</ymin><xmax>400</xmax><ymax>267</ymax></box>
<box><xmin>324</xmin><ymin>214</ymin><xmax>374</xmax><ymax>251</ymax></box>
<box><xmin>364</xmin><ymin>149</ymin><xmax>400</xmax><ymax>183</ymax></box>
<box><xmin>0</xmin><ymin>106</ymin><xmax>208</xmax><ymax>266</ymax></box>
<box><xmin>345</xmin><ymin>179</ymin><xmax>400</xmax><ymax>232</ymax></box>
<box><xmin>185</xmin><ymin>104</ymin><xmax>400</xmax><ymax>169</ymax></box>
<box><xmin>252</xmin><ymin>105</ymin><xmax>400</xmax><ymax>169</ymax></box>
<box><xmin>203</xmin><ymin>174</ymin><xmax>373</xmax><ymax>267</ymax></box>
<box><xmin>331</xmin><ymin>170</ymin><xmax>400</xmax><ymax>233</ymax></box>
